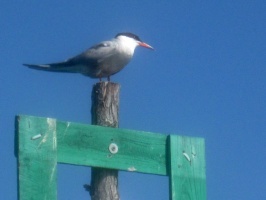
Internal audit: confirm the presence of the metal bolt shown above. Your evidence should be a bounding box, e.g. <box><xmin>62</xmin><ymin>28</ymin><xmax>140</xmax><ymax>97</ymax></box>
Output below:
<box><xmin>109</xmin><ymin>143</ymin><xmax>118</xmax><ymax>154</ymax></box>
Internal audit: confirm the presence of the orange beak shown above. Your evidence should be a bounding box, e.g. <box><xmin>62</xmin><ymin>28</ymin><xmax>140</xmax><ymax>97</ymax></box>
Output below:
<box><xmin>138</xmin><ymin>42</ymin><xmax>154</xmax><ymax>50</ymax></box>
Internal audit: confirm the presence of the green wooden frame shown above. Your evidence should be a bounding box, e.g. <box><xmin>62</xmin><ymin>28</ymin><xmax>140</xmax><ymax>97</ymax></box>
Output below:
<box><xmin>16</xmin><ymin>115</ymin><xmax>206</xmax><ymax>200</ymax></box>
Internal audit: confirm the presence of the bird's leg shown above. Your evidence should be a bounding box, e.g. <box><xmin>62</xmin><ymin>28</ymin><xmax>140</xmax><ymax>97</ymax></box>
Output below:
<box><xmin>107</xmin><ymin>76</ymin><xmax>110</xmax><ymax>82</ymax></box>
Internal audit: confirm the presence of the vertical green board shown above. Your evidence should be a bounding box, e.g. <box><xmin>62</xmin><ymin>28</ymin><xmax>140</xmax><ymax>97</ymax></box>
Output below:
<box><xmin>17</xmin><ymin>116</ymin><xmax>57</xmax><ymax>200</ymax></box>
<box><xmin>168</xmin><ymin>135</ymin><xmax>206</xmax><ymax>200</ymax></box>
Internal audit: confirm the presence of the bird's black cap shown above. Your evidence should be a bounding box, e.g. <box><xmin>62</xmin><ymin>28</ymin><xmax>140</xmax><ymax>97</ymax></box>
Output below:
<box><xmin>115</xmin><ymin>32</ymin><xmax>142</xmax><ymax>42</ymax></box>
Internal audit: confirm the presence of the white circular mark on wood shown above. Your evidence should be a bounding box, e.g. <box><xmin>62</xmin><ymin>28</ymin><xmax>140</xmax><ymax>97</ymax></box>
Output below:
<box><xmin>109</xmin><ymin>143</ymin><xmax>118</xmax><ymax>154</ymax></box>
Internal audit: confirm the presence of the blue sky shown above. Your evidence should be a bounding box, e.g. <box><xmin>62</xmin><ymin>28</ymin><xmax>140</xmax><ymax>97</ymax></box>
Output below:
<box><xmin>1</xmin><ymin>1</ymin><xmax>265</xmax><ymax>199</ymax></box>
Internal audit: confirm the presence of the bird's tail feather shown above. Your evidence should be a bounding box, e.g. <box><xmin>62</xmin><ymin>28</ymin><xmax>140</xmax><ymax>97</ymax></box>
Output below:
<box><xmin>23</xmin><ymin>62</ymin><xmax>79</xmax><ymax>73</ymax></box>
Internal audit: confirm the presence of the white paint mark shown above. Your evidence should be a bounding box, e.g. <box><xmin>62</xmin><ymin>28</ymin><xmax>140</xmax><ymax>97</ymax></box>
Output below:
<box><xmin>48</xmin><ymin>118</ymin><xmax>57</xmax><ymax>150</ymax></box>
<box><xmin>183</xmin><ymin>152</ymin><xmax>191</xmax><ymax>162</ymax></box>
<box><xmin>128</xmin><ymin>167</ymin><xmax>137</xmax><ymax>172</ymax></box>
<box><xmin>39</xmin><ymin>133</ymin><xmax>48</xmax><ymax>146</ymax></box>
<box><xmin>63</xmin><ymin>122</ymin><xmax>71</xmax><ymax>136</ymax></box>
<box><xmin>31</xmin><ymin>134</ymin><xmax>42</xmax><ymax>140</ymax></box>
<box><xmin>50</xmin><ymin>163</ymin><xmax>57</xmax><ymax>183</ymax></box>
<box><xmin>37</xmin><ymin>118</ymin><xmax>56</xmax><ymax>148</ymax></box>
<box><xmin>53</xmin><ymin>135</ymin><xmax>57</xmax><ymax>150</ymax></box>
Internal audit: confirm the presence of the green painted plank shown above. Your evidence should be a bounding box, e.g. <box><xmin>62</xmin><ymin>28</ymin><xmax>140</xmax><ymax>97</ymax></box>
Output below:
<box><xmin>56</xmin><ymin>120</ymin><xmax>167</xmax><ymax>175</ymax></box>
<box><xmin>168</xmin><ymin>135</ymin><xmax>206</xmax><ymax>200</ymax></box>
<box><xmin>16</xmin><ymin>115</ymin><xmax>207</xmax><ymax>200</ymax></box>
<box><xmin>17</xmin><ymin>115</ymin><xmax>57</xmax><ymax>200</ymax></box>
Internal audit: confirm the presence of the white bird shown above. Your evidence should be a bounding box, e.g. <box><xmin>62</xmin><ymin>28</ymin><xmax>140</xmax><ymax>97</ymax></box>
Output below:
<box><xmin>23</xmin><ymin>32</ymin><xmax>154</xmax><ymax>81</ymax></box>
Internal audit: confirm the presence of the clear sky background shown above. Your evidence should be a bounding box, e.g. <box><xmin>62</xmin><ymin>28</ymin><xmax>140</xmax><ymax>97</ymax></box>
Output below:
<box><xmin>1</xmin><ymin>1</ymin><xmax>265</xmax><ymax>199</ymax></box>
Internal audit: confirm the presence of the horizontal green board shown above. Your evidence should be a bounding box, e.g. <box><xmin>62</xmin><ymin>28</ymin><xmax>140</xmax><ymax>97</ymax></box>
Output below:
<box><xmin>56</xmin><ymin>121</ymin><xmax>167</xmax><ymax>175</ymax></box>
<box><xmin>17</xmin><ymin>115</ymin><xmax>168</xmax><ymax>175</ymax></box>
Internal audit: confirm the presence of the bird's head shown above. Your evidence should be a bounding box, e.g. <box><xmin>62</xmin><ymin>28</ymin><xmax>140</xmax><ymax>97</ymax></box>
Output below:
<box><xmin>115</xmin><ymin>32</ymin><xmax>154</xmax><ymax>50</ymax></box>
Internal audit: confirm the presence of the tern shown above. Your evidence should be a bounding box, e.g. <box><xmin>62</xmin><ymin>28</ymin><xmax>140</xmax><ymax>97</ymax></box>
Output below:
<box><xmin>23</xmin><ymin>32</ymin><xmax>153</xmax><ymax>81</ymax></box>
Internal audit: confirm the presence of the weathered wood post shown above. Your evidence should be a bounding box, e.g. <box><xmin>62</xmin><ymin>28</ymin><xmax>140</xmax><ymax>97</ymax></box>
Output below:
<box><xmin>16</xmin><ymin>81</ymin><xmax>206</xmax><ymax>200</ymax></box>
<box><xmin>89</xmin><ymin>82</ymin><xmax>120</xmax><ymax>200</ymax></box>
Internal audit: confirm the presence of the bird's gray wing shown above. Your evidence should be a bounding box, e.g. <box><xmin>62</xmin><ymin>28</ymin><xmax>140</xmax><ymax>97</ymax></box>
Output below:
<box><xmin>23</xmin><ymin>40</ymin><xmax>118</xmax><ymax>73</ymax></box>
<box><xmin>66</xmin><ymin>40</ymin><xmax>117</xmax><ymax>65</ymax></box>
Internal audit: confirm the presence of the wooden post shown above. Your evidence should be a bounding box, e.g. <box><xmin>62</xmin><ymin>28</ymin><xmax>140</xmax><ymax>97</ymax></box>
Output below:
<box><xmin>89</xmin><ymin>82</ymin><xmax>120</xmax><ymax>200</ymax></box>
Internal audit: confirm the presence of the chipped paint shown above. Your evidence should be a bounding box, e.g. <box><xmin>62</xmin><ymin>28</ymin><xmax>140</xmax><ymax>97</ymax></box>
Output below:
<box><xmin>50</xmin><ymin>162</ymin><xmax>57</xmax><ymax>183</ymax></box>
<box><xmin>63</xmin><ymin>122</ymin><xmax>71</xmax><ymax>136</ymax></box>
<box><xmin>128</xmin><ymin>166</ymin><xmax>137</xmax><ymax>172</ymax></box>
<box><xmin>37</xmin><ymin>118</ymin><xmax>57</xmax><ymax>149</ymax></box>
<box><xmin>183</xmin><ymin>152</ymin><xmax>191</xmax><ymax>162</ymax></box>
